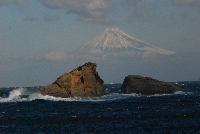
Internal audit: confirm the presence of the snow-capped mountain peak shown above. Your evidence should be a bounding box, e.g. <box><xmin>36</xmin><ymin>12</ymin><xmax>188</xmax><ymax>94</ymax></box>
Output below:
<box><xmin>79</xmin><ymin>28</ymin><xmax>175</xmax><ymax>55</ymax></box>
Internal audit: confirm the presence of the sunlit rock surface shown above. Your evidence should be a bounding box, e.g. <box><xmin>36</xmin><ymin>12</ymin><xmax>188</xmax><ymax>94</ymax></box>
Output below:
<box><xmin>40</xmin><ymin>62</ymin><xmax>104</xmax><ymax>98</ymax></box>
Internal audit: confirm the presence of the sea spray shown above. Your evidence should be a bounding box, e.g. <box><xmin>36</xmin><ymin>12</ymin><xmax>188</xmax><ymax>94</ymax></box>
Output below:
<box><xmin>0</xmin><ymin>92</ymin><xmax>140</xmax><ymax>102</ymax></box>
<box><xmin>0</xmin><ymin>85</ymin><xmax>194</xmax><ymax>103</ymax></box>
<box><xmin>0</xmin><ymin>88</ymin><xmax>27</xmax><ymax>102</ymax></box>
<box><xmin>0</xmin><ymin>91</ymin><xmax>192</xmax><ymax>103</ymax></box>
<box><xmin>0</xmin><ymin>82</ymin><xmax>199</xmax><ymax>133</ymax></box>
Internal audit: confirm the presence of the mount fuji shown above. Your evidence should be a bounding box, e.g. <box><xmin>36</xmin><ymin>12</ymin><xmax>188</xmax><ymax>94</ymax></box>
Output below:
<box><xmin>76</xmin><ymin>28</ymin><xmax>174</xmax><ymax>59</ymax></box>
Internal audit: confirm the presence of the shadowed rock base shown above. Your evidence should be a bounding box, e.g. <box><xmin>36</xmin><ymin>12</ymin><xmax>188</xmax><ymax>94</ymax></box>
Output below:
<box><xmin>39</xmin><ymin>62</ymin><xmax>104</xmax><ymax>98</ymax></box>
<box><xmin>122</xmin><ymin>75</ymin><xmax>185</xmax><ymax>95</ymax></box>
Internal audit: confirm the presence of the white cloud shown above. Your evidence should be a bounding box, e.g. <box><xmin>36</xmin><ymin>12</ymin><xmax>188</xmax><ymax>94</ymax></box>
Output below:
<box><xmin>142</xmin><ymin>51</ymin><xmax>157</xmax><ymax>58</ymax></box>
<box><xmin>44</xmin><ymin>52</ymin><xmax>69</xmax><ymax>61</ymax></box>
<box><xmin>40</xmin><ymin>0</ymin><xmax>114</xmax><ymax>24</ymax></box>
<box><xmin>73</xmin><ymin>49</ymin><xmax>143</xmax><ymax>62</ymax></box>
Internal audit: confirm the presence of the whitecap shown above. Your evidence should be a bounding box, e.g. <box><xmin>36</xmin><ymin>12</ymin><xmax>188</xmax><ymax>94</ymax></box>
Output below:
<box><xmin>0</xmin><ymin>88</ymin><xmax>27</xmax><ymax>103</ymax></box>
<box><xmin>27</xmin><ymin>93</ymin><xmax>82</xmax><ymax>102</ymax></box>
<box><xmin>0</xmin><ymin>91</ymin><xmax>153</xmax><ymax>103</ymax></box>
<box><xmin>0</xmin><ymin>88</ymin><xmax>195</xmax><ymax>103</ymax></box>
<box><xmin>23</xmin><ymin>92</ymin><xmax>140</xmax><ymax>102</ymax></box>
<box><xmin>174</xmin><ymin>91</ymin><xmax>186</xmax><ymax>94</ymax></box>
<box><xmin>24</xmin><ymin>93</ymin><xmax>139</xmax><ymax>102</ymax></box>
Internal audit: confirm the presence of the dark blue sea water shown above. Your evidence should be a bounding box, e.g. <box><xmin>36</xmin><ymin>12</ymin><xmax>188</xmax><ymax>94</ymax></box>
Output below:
<box><xmin>0</xmin><ymin>82</ymin><xmax>200</xmax><ymax>134</ymax></box>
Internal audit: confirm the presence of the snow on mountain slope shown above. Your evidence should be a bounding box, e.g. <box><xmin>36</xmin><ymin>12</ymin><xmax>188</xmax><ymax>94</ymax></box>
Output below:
<box><xmin>77</xmin><ymin>28</ymin><xmax>174</xmax><ymax>58</ymax></box>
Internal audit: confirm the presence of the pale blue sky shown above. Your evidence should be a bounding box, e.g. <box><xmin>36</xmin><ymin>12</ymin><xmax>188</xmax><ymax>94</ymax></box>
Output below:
<box><xmin>0</xmin><ymin>0</ymin><xmax>200</xmax><ymax>87</ymax></box>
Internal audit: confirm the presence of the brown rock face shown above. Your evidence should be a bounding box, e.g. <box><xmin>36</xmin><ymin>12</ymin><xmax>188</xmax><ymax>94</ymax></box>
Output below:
<box><xmin>40</xmin><ymin>62</ymin><xmax>104</xmax><ymax>98</ymax></box>
<box><xmin>121</xmin><ymin>75</ymin><xmax>185</xmax><ymax>95</ymax></box>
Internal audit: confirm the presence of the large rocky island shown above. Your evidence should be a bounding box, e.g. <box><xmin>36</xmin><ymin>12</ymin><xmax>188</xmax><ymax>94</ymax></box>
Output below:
<box><xmin>39</xmin><ymin>62</ymin><xmax>104</xmax><ymax>98</ymax></box>
<box><xmin>121</xmin><ymin>75</ymin><xmax>185</xmax><ymax>95</ymax></box>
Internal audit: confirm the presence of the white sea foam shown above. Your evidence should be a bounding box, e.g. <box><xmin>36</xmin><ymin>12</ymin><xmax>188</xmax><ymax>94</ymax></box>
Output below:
<box><xmin>0</xmin><ymin>88</ymin><xmax>193</xmax><ymax>103</ymax></box>
<box><xmin>26</xmin><ymin>93</ymin><xmax>140</xmax><ymax>102</ymax></box>
<box><xmin>174</xmin><ymin>91</ymin><xmax>193</xmax><ymax>95</ymax></box>
<box><xmin>174</xmin><ymin>91</ymin><xmax>186</xmax><ymax>94</ymax></box>
<box><xmin>27</xmin><ymin>93</ymin><xmax>82</xmax><ymax>102</ymax></box>
<box><xmin>0</xmin><ymin>88</ymin><xmax>140</xmax><ymax>103</ymax></box>
<box><xmin>0</xmin><ymin>88</ymin><xmax>27</xmax><ymax>103</ymax></box>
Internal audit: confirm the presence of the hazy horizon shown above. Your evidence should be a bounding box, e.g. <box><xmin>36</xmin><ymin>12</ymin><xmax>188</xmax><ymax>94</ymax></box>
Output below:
<box><xmin>1</xmin><ymin>0</ymin><xmax>200</xmax><ymax>87</ymax></box>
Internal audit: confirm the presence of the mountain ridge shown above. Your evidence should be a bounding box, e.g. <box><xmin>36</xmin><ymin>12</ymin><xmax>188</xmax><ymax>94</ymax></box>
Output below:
<box><xmin>77</xmin><ymin>28</ymin><xmax>175</xmax><ymax>56</ymax></box>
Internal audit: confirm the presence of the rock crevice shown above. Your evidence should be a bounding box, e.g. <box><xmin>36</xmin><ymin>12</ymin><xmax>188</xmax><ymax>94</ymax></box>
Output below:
<box><xmin>39</xmin><ymin>62</ymin><xmax>104</xmax><ymax>98</ymax></box>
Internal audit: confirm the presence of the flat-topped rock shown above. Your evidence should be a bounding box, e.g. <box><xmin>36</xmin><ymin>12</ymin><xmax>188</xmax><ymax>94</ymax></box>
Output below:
<box><xmin>121</xmin><ymin>75</ymin><xmax>185</xmax><ymax>95</ymax></box>
<box><xmin>39</xmin><ymin>62</ymin><xmax>104</xmax><ymax>98</ymax></box>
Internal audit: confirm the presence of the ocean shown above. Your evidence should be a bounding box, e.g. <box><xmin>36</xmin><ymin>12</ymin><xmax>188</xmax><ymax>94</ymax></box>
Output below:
<box><xmin>0</xmin><ymin>82</ymin><xmax>200</xmax><ymax>134</ymax></box>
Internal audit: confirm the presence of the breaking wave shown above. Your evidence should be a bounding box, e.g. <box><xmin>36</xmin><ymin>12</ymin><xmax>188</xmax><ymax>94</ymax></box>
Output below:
<box><xmin>0</xmin><ymin>88</ymin><xmax>139</xmax><ymax>103</ymax></box>
<box><xmin>0</xmin><ymin>88</ymin><xmax>192</xmax><ymax>103</ymax></box>
<box><xmin>0</xmin><ymin>88</ymin><xmax>27</xmax><ymax>103</ymax></box>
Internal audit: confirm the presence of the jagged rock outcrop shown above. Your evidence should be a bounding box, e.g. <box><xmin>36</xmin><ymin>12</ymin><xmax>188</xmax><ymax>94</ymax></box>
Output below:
<box><xmin>121</xmin><ymin>75</ymin><xmax>185</xmax><ymax>95</ymax></box>
<box><xmin>39</xmin><ymin>62</ymin><xmax>104</xmax><ymax>98</ymax></box>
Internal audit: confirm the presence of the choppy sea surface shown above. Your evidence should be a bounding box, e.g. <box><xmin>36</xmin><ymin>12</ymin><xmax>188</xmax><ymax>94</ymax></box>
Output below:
<box><xmin>0</xmin><ymin>81</ymin><xmax>200</xmax><ymax>134</ymax></box>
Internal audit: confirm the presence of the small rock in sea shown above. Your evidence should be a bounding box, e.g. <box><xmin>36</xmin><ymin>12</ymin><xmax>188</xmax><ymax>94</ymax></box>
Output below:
<box><xmin>121</xmin><ymin>75</ymin><xmax>185</xmax><ymax>95</ymax></box>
